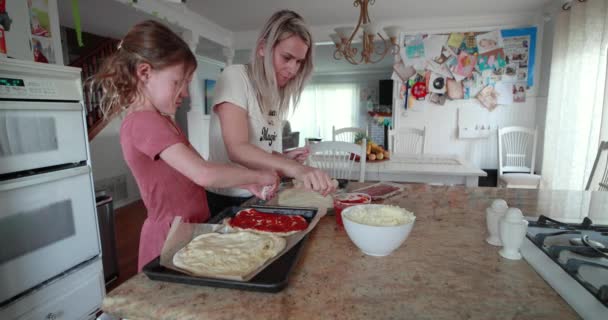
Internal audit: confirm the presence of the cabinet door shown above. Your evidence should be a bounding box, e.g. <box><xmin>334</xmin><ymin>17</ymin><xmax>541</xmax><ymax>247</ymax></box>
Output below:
<box><xmin>4</xmin><ymin>0</ymin><xmax>33</xmax><ymax>60</ymax></box>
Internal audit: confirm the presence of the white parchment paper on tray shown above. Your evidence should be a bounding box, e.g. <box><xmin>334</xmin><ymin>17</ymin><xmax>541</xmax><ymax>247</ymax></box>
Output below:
<box><xmin>159</xmin><ymin>207</ymin><xmax>327</xmax><ymax>282</ymax></box>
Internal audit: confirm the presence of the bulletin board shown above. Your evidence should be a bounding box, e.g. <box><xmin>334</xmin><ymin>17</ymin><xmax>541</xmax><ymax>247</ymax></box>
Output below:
<box><xmin>395</xmin><ymin>27</ymin><xmax>537</xmax><ymax>111</ymax></box>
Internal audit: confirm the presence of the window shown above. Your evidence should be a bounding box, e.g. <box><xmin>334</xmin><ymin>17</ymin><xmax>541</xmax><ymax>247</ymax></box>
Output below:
<box><xmin>289</xmin><ymin>83</ymin><xmax>361</xmax><ymax>145</ymax></box>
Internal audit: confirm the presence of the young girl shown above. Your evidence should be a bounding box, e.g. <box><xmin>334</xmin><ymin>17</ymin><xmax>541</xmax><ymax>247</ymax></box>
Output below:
<box><xmin>92</xmin><ymin>20</ymin><xmax>279</xmax><ymax>271</ymax></box>
<box><xmin>207</xmin><ymin>10</ymin><xmax>335</xmax><ymax>215</ymax></box>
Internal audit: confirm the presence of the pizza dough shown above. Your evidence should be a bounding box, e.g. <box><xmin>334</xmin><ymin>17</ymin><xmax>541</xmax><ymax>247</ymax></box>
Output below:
<box><xmin>278</xmin><ymin>187</ymin><xmax>333</xmax><ymax>209</ymax></box>
<box><xmin>173</xmin><ymin>231</ymin><xmax>286</xmax><ymax>278</ymax></box>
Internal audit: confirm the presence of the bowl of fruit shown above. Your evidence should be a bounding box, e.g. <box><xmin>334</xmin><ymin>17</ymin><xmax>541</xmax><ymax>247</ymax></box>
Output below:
<box><xmin>354</xmin><ymin>133</ymin><xmax>390</xmax><ymax>162</ymax></box>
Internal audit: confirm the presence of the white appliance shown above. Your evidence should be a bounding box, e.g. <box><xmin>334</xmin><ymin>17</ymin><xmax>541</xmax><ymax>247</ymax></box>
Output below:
<box><xmin>0</xmin><ymin>59</ymin><xmax>104</xmax><ymax>320</ymax></box>
<box><xmin>521</xmin><ymin>215</ymin><xmax>608</xmax><ymax>320</ymax></box>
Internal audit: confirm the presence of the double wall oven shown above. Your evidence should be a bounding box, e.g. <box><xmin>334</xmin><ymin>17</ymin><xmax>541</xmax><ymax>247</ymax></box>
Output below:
<box><xmin>0</xmin><ymin>59</ymin><xmax>104</xmax><ymax>319</ymax></box>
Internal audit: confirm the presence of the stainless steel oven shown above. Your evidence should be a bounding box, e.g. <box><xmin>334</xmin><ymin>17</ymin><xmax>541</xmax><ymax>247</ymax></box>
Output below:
<box><xmin>0</xmin><ymin>59</ymin><xmax>103</xmax><ymax>320</ymax></box>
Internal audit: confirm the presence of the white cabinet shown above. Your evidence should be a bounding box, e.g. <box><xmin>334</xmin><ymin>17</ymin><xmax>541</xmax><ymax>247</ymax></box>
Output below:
<box><xmin>2</xmin><ymin>0</ymin><xmax>63</xmax><ymax>64</ymax></box>
<box><xmin>0</xmin><ymin>258</ymin><xmax>105</xmax><ymax>320</ymax></box>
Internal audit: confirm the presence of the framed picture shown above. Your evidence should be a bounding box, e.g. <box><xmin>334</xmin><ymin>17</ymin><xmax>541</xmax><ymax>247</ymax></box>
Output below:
<box><xmin>204</xmin><ymin>79</ymin><xmax>216</xmax><ymax>115</ymax></box>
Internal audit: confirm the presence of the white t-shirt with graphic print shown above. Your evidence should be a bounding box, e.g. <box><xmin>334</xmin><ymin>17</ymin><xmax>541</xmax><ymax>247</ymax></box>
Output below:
<box><xmin>208</xmin><ymin>64</ymin><xmax>282</xmax><ymax>197</ymax></box>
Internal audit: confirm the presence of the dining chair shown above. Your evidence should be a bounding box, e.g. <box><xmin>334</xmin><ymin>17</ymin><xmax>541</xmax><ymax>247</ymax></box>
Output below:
<box><xmin>497</xmin><ymin>126</ymin><xmax>541</xmax><ymax>189</ymax></box>
<box><xmin>585</xmin><ymin>141</ymin><xmax>608</xmax><ymax>191</ymax></box>
<box><xmin>388</xmin><ymin>126</ymin><xmax>426</xmax><ymax>155</ymax></box>
<box><xmin>307</xmin><ymin>139</ymin><xmax>367</xmax><ymax>182</ymax></box>
<box><xmin>332</xmin><ymin>125</ymin><xmax>367</xmax><ymax>143</ymax></box>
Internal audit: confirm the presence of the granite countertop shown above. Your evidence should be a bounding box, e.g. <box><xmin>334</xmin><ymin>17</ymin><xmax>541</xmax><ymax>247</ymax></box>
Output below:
<box><xmin>103</xmin><ymin>184</ymin><xmax>589</xmax><ymax>320</ymax></box>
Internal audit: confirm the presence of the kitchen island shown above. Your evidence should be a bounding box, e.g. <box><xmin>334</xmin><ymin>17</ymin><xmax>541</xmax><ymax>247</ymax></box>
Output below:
<box><xmin>102</xmin><ymin>184</ymin><xmax>587</xmax><ymax>319</ymax></box>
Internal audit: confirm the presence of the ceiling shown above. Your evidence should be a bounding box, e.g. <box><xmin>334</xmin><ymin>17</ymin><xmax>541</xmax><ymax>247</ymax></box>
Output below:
<box><xmin>188</xmin><ymin>0</ymin><xmax>553</xmax><ymax>32</ymax></box>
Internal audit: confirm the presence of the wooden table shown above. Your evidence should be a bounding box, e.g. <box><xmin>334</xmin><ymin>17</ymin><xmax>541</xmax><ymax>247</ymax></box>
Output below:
<box><xmin>354</xmin><ymin>154</ymin><xmax>487</xmax><ymax>187</ymax></box>
<box><xmin>102</xmin><ymin>184</ymin><xmax>604</xmax><ymax>320</ymax></box>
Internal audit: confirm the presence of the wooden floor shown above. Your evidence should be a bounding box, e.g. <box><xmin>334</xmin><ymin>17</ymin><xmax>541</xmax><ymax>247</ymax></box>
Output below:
<box><xmin>106</xmin><ymin>200</ymin><xmax>147</xmax><ymax>293</ymax></box>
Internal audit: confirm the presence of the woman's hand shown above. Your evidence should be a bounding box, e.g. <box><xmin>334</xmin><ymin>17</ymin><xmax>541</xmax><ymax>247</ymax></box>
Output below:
<box><xmin>284</xmin><ymin>147</ymin><xmax>309</xmax><ymax>164</ymax></box>
<box><xmin>293</xmin><ymin>166</ymin><xmax>336</xmax><ymax>196</ymax></box>
<box><xmin>243</xmin><ymin>170</ymin><xmax>280</xmax><ymax>200</ymax></box>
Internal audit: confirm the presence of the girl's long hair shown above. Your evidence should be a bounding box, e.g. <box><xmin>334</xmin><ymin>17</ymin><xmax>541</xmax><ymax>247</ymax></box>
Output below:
<box><xmin>248</xmin><ymin>10</ymin><xmax>314</xmax><ymax>119</ymax></box>
<box><xmin>90</xmin><ymin>20</ymin><xmax>197</xmax><ymax>118</ymax></box>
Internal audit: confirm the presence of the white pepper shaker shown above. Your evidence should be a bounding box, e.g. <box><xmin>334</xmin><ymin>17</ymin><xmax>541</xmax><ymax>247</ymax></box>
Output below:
<box><xmin>498</xmin><ymin>208</ymin><xmax>529</xmax><ymax>260</ymax></box>
<box><xmin>486</xmin><ymin>199</ymin><xmax>508</xmax><ymax>246</ymax></box>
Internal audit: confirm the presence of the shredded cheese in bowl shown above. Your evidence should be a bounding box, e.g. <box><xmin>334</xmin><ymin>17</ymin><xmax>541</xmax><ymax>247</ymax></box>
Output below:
<box><xmin>343</xmin><ymin>205</ymin><xmax>415</xmax><ymax>227</ymax></box>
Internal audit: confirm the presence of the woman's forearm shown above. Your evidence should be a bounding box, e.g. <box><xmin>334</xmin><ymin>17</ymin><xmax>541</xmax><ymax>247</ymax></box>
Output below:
<box><xmin>226</xmin><ymin>142</ymin><xmax>302</xmax><ymax>177</ymax></box>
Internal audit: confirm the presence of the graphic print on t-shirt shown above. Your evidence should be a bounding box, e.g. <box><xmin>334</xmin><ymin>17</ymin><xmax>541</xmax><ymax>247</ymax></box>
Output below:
<box><xmin>260</xmin><ymin>126</ymin><xmax>277</xmax><ymax>146</ymax></box>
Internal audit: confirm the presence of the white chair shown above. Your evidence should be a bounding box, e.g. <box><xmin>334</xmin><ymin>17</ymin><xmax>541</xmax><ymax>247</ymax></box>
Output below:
<box><xmin>332</xmin><ymin>125</ymin><xmax>367</xmax><ymax>143</ymax></box>
<box><xmin>388</xmin><ymin>126</ymin><xmax>425</xmax><ymax>155</ymax></box>
<box><xmin>497</xmin><ymin>126</ymin><xmax>541</xmax><ymax>189</ymax></box>
<box><xmin>585</xmin><ymin>141</ymin><xmax>608</xmax><ymax>191</ymax></box>
<box><xmin>307</xmin><ymin>139</ymin><xmax>367</xmax><ymax>182</ymax></box>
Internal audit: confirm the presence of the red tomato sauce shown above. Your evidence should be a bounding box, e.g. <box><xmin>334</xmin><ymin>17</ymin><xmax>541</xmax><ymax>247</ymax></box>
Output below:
<box><xmin>230</xmin><ymin>209</ymin><xmax>308</xmax><ymax>233</ymax></box>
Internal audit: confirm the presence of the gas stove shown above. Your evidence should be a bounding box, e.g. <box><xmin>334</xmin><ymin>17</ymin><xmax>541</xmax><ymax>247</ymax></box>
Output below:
<box><xmin>521</xmin><ymin>215</ymin><xmax>608</xmax><ymax>319</ymax></box>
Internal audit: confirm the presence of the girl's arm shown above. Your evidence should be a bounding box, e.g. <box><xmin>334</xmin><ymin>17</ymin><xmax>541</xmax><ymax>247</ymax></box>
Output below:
<box><xmin>215</xmin><ymin>102</ymin><xmax>335</xmax><ymax>195</ymax></box>
<box><xmin>159</xmin><ymin>143</ymin><xmax>279</xmax><ymax>197</ymax></box>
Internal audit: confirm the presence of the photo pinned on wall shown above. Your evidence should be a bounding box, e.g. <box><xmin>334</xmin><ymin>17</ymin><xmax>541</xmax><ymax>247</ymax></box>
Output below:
<box><xmin>476</xmin><ymin>85</ymin><xmax>498</xmax><ymax>111</ymax></box>
<box><xmin>28</xmin><ymin>0</ymin><xmax>52</xmax><ymax>37</ymax></box>
<box><xmin>32</xmin><ymin>36</ymin><xmax>53</xmax><ymax>63</ymax></box>
<box><xmin>502</xmin><ymin>27</ymin><xmax>536</xmax><ymax>88</ymax></box>
<box><xmin>475</xmin><ymin>30</ymin><xmax>503</xmax><ymax>54</ymax></box>
<box><xmin>452</xmin><ymin>51</ymin><xmax>476</xmax><ymax>79</ymax></box>
<box><xmin>204</xmin><ymin>79</ymin><xmax>216</xmax><ymax>115</ymax></box>
<box><xmin>401</xmin><ymin>34</ymin><xmax>426</xmax><ymax>69</ymax></box>
<box><xmin>460</xmin><ymin>32</ymin><xmax>478</xmax><ymax>55</ymax></box>
<box><xmin>447</xmin><ymin>33</ymin><xmax>464</xmax><ymax>51</ymax></box>
<box><xmin>513</xmin><ymin>82</ymin><xmax>526</xmax><ymax>103</ymax></box>
<box><xmin>477</xmin><ymin>48</ymin><xmax>507</xmax><ymax>72</ymax></box>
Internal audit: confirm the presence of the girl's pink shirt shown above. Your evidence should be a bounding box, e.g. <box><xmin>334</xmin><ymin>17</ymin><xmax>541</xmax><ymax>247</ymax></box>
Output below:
<box><xmin>120</xmin><ymin>110</ymin><xmax>210</xmax><ymax>271</ymax></box>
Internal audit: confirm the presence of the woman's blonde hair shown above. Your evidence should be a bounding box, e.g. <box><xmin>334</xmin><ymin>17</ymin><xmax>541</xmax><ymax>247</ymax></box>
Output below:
<box><xmin>90</xmin><ymin>20</ymin><xmax>197</xmax><ymax>118</ymax></box>
<box><xmin>248</xmin><ymin>10</ymin><xmax>314</xmax><ymax>118</ymax></box>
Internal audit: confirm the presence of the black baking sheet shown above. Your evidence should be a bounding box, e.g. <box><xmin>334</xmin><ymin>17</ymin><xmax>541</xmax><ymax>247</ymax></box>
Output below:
<box><xmin>142</xmin><ymin>205</ymin><xmax>317</xmax><ymax>293</ymax></box>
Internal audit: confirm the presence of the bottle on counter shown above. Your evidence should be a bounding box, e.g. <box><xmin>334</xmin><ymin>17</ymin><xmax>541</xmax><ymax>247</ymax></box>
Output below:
<box><xmin>486</xmin><ymin>199</ymin><xmax>508</xmax><ymax>246</ymax></box>
<box><xmin>498</xmin><ymin>208</ymin><xmax>529</xmax><ymax>260</ymax></box>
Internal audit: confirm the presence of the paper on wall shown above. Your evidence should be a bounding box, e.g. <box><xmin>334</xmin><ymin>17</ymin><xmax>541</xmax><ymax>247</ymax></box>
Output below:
<box><xmin>475</xmin><ymin>30</ymin><xmax>504</xmax><ymax>54</ymax></box>
<box><xmin>401</xmin><ymin>34</ymin><xmax>426</xmax><ymax>69</ymax></box>
<box><xmin>494</xmin><ymin>82</ymin><xmax>514</xmax><ymax>105</ymax></box>
<box><xmin>423</xmin><ymin>34</ymin><xmax>448</xmax><ymax>60</ymax></box>
<box><xmin>447</xmin><ymin>33</ymin><xmax>465</xmax><ymax>49</ymax></box>
<box><xmin>476</xmin><ymin>85</ymin><xmax>498</xmax><ymax>111</ymax></box>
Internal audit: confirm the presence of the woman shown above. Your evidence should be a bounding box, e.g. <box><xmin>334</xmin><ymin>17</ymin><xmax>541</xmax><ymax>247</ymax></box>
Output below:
<box><xmin>207</xmin><ymin>10</ymin><xmax>335</xmax><ymax>216</ymax></box>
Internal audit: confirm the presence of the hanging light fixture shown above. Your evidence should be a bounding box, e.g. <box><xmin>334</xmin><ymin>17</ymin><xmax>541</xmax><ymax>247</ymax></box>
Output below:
<box><xmin>330</xmin><ymin>0</ymin><xmax>401</xmax><ymax>65</ymax></box>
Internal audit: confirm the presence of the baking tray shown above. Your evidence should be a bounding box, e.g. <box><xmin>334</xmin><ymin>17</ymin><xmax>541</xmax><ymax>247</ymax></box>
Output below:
<box><xmin>142</xmin><ymin>205</ymin><xmax>318</xmax><ymax>293</ymax></box>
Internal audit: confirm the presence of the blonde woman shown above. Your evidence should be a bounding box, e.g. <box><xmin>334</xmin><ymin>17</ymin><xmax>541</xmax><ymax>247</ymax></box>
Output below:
<box><xmin>207</xmin><ymin>10</ymin><xmax>335</xmax><ymax>215</ymax></box>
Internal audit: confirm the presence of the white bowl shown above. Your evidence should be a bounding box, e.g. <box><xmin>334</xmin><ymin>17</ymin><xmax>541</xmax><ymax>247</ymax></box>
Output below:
<box><xmin>342</xmin><ymin>204</ymin><xmax>416</xmax><ymax>256</ymax></box>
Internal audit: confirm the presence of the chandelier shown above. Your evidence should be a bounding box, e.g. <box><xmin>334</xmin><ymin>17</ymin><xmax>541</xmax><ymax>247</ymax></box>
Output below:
<box><xmin>330</xmin><ymin>0</ymin><xmax>401</xmax><ymax>65</ymax></box>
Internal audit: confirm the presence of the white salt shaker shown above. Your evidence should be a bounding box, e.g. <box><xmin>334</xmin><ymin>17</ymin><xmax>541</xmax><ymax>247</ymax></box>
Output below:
<box><xmin>486</xmin><ymin>199</ymin><xmax>508</xmax><ymax>246</ymax></box>
<box><xmin>498</xmin><ymin>208</ymin><xmax>529</xmax><ymax>260</ymax></box>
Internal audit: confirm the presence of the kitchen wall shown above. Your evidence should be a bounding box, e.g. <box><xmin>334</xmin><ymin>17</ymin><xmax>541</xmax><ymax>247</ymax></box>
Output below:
<box><xmin>176</xmin><ymin>56</ymin><xmax>225</xmax><ymax>159</ymax></box>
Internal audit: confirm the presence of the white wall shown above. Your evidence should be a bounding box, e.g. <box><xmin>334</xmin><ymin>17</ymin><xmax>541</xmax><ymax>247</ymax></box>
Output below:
<box><xmin>180</xmin><ymin>56</ymin><xmax>225</xmax><ymax>159</ymax></box>
<box><xmin>395</xmin><ymin>98</ymin><xmax>538</xmax><ymax>169</ymax></box>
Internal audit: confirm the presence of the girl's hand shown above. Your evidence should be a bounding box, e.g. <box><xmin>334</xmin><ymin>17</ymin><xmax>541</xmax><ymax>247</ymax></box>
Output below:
<box><xmin>293</xmin><ymin>166</ymin><xmax>336</xmax><ymax>196</ymax></box>
<box><xmin>284</xmin><ymin>147</ymin><xmax>310</xmax><ymax>164</ymax></box>
<box><xmin>244</xmin><ymin>170</ymin><xmax>280</xmax><ymax>200</ymax></box>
